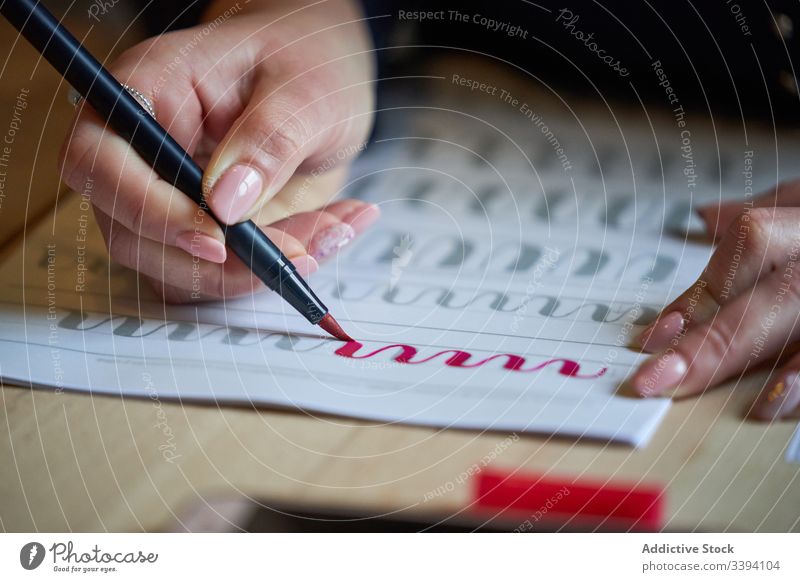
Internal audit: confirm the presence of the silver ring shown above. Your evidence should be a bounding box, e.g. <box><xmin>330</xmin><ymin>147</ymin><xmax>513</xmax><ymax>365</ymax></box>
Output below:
<box><xmin>67</xmin><ymin>84</ymin><xmax>157</xmax><ymax>119</ymax></box>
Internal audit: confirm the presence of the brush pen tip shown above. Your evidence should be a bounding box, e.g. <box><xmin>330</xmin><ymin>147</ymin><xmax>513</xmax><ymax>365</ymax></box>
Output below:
<box><xmin>318</xmin><ymin>313</ymin><xmax>353</xmax><ymax>342</ymax></box>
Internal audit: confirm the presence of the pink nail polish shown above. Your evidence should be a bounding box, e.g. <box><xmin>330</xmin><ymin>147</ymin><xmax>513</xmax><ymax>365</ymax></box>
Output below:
<box><xmin>210</xmin><ymin>164</ymin><xmax>263</xmax><ymax>224</ymax></box>
<box><xmin>291</xmin><ymin>254</ymin><xmax>319</xmax><ymax>277</ymax></box>
<box><xmin>636</xmin><ymin>311</ymin><xmax>685</xmax><ymax>352</ymax></box>
<box><xmin>753</xmin><ymin>372</ymin><xmax>800</xmax><ymax>420</ymax></box>
<box><xmin>175</xmin><ymin>232</ymin><xmax>227</xmax><ymax>263</ymax></box>
<box><xmin>343</xmin><ymin>203</ymin><xmax>380</xmax><ymax>235</ymax></box>
<box><xmin>633</xmin><ymin>350</ymin><xmax>688</xmax><ymax>397</ymax></box>
<box><xmin>308</xmin><ymin>223</ymin><xmax>356</xmax><ymax>261</ymax></box>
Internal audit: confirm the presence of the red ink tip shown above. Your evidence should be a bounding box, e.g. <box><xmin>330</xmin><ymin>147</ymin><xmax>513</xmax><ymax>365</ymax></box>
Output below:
<box><xmin>318</xmin><ymin>313</ymin><xmax>353</xmax><ymax>342</ymax></box>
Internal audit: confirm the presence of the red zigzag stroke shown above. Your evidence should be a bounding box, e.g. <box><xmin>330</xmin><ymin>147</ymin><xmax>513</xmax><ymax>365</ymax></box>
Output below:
<box><xmin>334</xmin><ymin>341</ymin><xmax>606</xmax><ymax>378</ymax></box>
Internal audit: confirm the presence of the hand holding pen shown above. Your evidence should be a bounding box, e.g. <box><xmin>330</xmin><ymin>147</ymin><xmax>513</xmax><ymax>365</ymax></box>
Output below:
<box><xmin>5</xmin><ymin>0</ymin><xmax>378</xmax><ymax>338</ymax></box>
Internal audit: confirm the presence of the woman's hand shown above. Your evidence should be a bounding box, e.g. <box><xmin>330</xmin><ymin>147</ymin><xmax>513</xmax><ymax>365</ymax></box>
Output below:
<box><xmin>631</xmin><ymin>179</ymin><xmax>800</xmax><ymax>421</ymax></box>
<box><xmin>59</xmin><ymin>0</ymin><xmax>378</xmax><ymax>302</ymax></box>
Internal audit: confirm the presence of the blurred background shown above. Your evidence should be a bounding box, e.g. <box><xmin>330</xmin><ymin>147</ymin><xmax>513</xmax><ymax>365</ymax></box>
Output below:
<box><xmin>0</xmin><ymin>0</ymin><xmax>145</xmax><ymax>249</ymax></box>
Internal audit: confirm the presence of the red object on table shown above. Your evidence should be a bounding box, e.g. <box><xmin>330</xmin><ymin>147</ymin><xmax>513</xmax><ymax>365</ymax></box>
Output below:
<box><xmin>474</xmin><ymin>469</ymin><xmax>664</xmax><ymax>531</ymax></box>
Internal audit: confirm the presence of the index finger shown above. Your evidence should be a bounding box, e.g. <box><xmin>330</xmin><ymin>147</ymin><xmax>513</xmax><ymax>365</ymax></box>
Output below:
<box><xmin>636</xmin><ymin>208</ymin><xmax>798</xmax><ymax>351</ymax></box>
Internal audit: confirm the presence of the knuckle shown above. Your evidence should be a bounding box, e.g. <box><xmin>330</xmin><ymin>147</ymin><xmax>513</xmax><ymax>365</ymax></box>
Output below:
<box><xmin>228</xmin><ymin>275</ymin><xmax>261</xmax><ymax>297</ymax></box>
<box><xmin>725</xmin><ymin>211</ymin><xmax>748</xmax><ymax>239</ymax></box>
<box><xmin>699</xmin><ymin>263</ymin><xmax>730</xmax><ymax>307</ymax></box>
<box><xmin>105</xmin><ymin>225</ymin><xmax>126</xmax><ymax>266</ymax></box>
<box><xmin>746</xmin><ymin>208</ymin><xmax>774</xmax><ymax>246</ymax></box>
<box><xmin>149</xmin><ymin>279</ymin><xmax>189</xmax><ymax>304</ymax></box>
<box><xmin>722</xmin><ymin>209</ymin><xmax>772</xmax><ymax>263</ymax></box>
<box><xmin>125</xmin><ymin>196</ymin><xmax>148</xmax><ymax>238</ymax></box>
<box><xmin>144</xmin><ymin>276</ymin><xmax>169</xmax><ymax>301</ymax></box>
<box><xmin>697</xmin><ymin>320</ymin><xmax>735</xmax><ymax>360</ymax></box>
<box><xmin>250</xmin><ymin>108</ymin><xmax>310</xmax><ymax>163</ymax></box>
<box><xmin>162</xmin><ymin>286</ymin><xmax>191</xmax><ymax>304</ymax></box>
<box><xmin>206</xmin><ymin>267</ymin><xmax>226</xmax><ymax>299</ymax></box>
<box><xmin>105</xmin><ymin>225</ymin><xmax>137</xmax><ymax>270</ymax></box>
<box><xmin>109</xmin><ymin>35</ymin><xmax>170</xmax><ymax>80</ymax></box>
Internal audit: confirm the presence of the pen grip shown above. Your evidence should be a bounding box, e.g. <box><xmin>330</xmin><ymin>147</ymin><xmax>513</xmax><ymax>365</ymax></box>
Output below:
<box><xmin>226</xmin><ymin>221</ymin><xmax>327</xmax><ymax>323</ymax></box>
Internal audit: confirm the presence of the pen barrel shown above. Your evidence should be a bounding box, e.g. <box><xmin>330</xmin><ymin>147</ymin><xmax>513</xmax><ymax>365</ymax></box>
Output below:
<box><xmin>225</xmin><ymin>222</ymin><xmax>328</xmax><ymax>325</ymax></box>
<box><xmin>2</xmin><ymin>0</ymin><xmax>328</xmax><ymax>326</ymax></box>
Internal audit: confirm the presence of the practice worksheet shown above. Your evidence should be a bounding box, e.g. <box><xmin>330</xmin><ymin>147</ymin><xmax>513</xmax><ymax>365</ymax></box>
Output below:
<box><xmin>2</xmin><ymin>69</ymin><xmax>793</xmax><ymax>447</ymax></box>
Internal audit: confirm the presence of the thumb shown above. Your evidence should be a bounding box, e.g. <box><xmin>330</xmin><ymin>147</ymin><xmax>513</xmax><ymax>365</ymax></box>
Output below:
<box><xmin>203</xmin><ymin>75</ymin><xmax>335</xmax><ymax>225</ymax></box>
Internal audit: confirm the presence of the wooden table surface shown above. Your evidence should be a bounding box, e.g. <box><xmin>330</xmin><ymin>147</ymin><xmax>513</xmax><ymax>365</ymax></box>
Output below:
<box><xmin>1</xmin><ymin>350</ymin><xmax>798</xmax><ymax>531</ymax></box>
<box><xmin>0</xmin><ymin>13</ymin><xmax>798</xmax><ymax>533</ymax></box>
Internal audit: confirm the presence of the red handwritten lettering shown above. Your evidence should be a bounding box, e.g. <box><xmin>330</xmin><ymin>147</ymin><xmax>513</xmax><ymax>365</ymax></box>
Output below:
<box><xmin>334</xmin><ymin>341</ymin><xmax>606</xmax><ymax>378</ymax></box>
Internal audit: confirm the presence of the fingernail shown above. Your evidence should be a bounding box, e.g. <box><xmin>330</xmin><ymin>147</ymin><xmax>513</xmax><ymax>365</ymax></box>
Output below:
<box><xmin>635</xmin><ymin>311</ymin><xmax>685</xmax><ymax>352</ymax></box>
<box><xmin>343</xmin><ymin>203</ymin><xmax>380</xmax><ymax>235</ymax></box>
<box><xmin>633</xmin><ymin>350</ymin><xmax>688</xmax><ymax>397</ymax></box>
<box><xmin>308</xmin><ymin>223</ymin><xmax>356</xmax><ymax>261</ymax></box>
<box><xmin>175</xmin><ymin>232</ymin><xmax>227</xmax><ymax>263</ymax></box>
<box><xmin>210</xmin><ymin>164</ymin><xmax>263</xmax><ymax>224</ymax></box>
<box><xmin>753</xmin><ymin>372</ymin><xmax>800</xmax><ymax>420</ymax></box>
<box><xmin>291</xmin><ymin>254</ymin><xmax>319</xmax><ymax>277</ymax></box>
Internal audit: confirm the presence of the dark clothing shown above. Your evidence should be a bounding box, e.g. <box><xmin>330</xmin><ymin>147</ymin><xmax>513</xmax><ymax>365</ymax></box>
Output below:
<box><xmin>361</xmin><ymin>1</ymin><xmax>800</xmax><ymax>120</ymax></box>
<box><xmin>139</xmin><ymin>1</ymin><xmax>209</xmax><ymax>36</ymax></box>
<box><xmin>141</xmin><ymin>0</ymin><xmax>800</xmax><ymax>120</ymax></box>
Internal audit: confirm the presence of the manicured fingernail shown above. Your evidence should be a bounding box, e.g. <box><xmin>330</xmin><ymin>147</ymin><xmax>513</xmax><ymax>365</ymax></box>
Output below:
<box><xmin>175</xmin><ymin>232</ymin><xmax>227</xmax><ymax>263</ymax></box>
<box><xmin>635</xmin><ymin>311</ymin><xmax>685</xmax><ymax>351</ymax></box>
<box><xmin>291</xmin><ymin>254</ymin><xmax>319</xmax><ymax>277</ymax></box>
<box><xmin>633</xmin><ymin>350</ymin><xmax>688</xmax><ymax>397</ymax></box>
<box><xmin>343</xmin><ymin>203</ymin><xmax>380</xmax><ymax>234</ymax></box>
<box><xmin>210</xmin><ymin>164</ymin><xmax>263</xmax><ymax>224</ymax></box>
<box><xmin>753</xmin><ymin>372</ymin><xmax>800</xmax><ymax>420</ymax></box>
<box><xmin>308</xmin><ymin>223</ymin><xmax>356</xmax><ymax>261</ymax></box>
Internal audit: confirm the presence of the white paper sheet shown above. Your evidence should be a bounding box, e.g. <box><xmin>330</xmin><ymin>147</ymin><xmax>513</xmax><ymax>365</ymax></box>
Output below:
<box><xmin>3</xmin><ymin>75</ymin><xmax>796</xmax><ymax>447</ymax></box>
